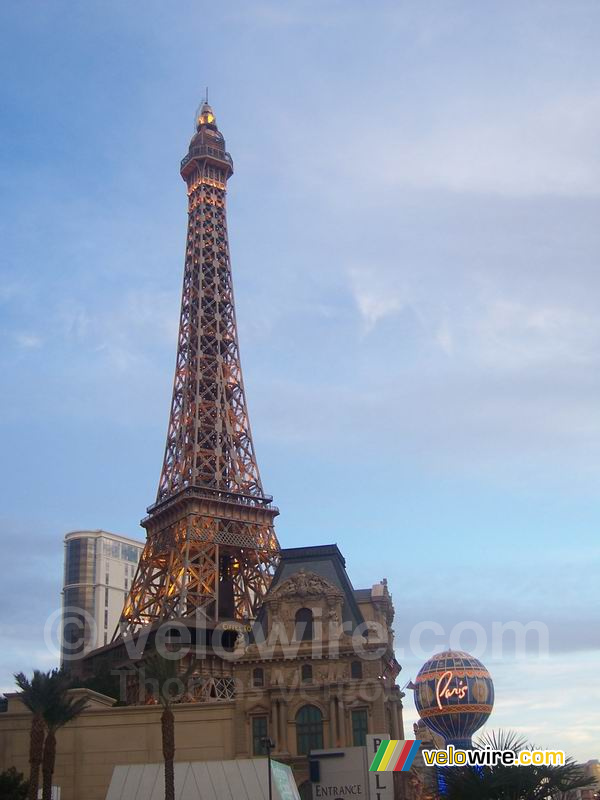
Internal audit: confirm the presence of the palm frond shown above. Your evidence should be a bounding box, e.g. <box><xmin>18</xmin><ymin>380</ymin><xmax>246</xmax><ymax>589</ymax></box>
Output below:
<box><xmin>474</xmin><ymin>728</ymin><xmax>529</xmax><ymax>754</ymax></box>
<box><xmin>139</xmin><ymin>653</ymin><xmax>196</xmax><ymax>707</ymax></box>
<box><xmin>437</xmin><ymin>729</ymin><xmax>595</xmax><ymax>800</ymax></box>
<box><xmin>14</xmin><ymin>669</ymin><xmax>60</xmax><ymax>715</ymax></box>
<box><xmin>43</xmin><ymin>696</ymin><xmax>89</xmax><ymax>731</ymax></box>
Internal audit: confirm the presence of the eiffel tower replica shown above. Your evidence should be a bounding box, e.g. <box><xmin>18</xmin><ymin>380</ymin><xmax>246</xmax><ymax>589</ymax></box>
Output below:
<box><xmin>118</xmin><ymin>101</ymin><xmax>280</xmax><ymax>636</ymax></box>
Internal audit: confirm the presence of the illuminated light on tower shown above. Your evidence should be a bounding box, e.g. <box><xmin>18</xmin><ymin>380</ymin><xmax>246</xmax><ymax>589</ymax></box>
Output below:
<box><xmin>117</xmin><ymin>102</ymin><xmax>280</xmax><ymax>635</ymax></box>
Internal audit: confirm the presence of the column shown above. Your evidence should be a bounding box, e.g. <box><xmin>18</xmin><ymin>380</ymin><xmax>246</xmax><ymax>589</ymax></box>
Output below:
<box><xmin>329</xmin><ymin>697</ymin><xmax>337</xmax><ymax>746</ymax></box>
<box><xmin>279</xmin><ymin>700</ymin><xmax>288</xmax><ymax>752</ymax></box>
<box><xmin>337</xmin><ymin>697</ymin><xmax>346</xmax><ymax>746</ymax></box>
<box><xmin>389</xmin><ymin>701</ymin><xmax>399</xmax><ymax>739</ymax></box>
<box><xmin>272</xmin><ymin>699</ymin><xmax>279</xmax><ymax>750</ymax></box>
<box><xmin>396</xmin><ymin>701</ymin><xmax>405</xmax><ymax>740</ymax></box>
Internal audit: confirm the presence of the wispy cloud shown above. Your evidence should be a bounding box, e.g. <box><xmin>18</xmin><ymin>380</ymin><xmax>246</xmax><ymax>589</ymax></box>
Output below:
<box><xmin>60</xmin><ymin>288</ymin><xmax>180</xmax><ymax>373</ymax></box>
<box><xmin>349</xmin><ymin>266</ymin><xmax>408</xmax><ymax>332</ymax></box>
<box><xmin>14</xmin><ymin>332</ymin><xmax>43</xmax><ymax>349</ymax></box>
<box><xmin>279</xmin><ymin>93</ymin><xmax>600</xmax><ymax>199</ymax></box>
<box><xmin>469</xmin><ymin>298</ymin><xmax>600</xmax><ymax>369</ymax></box>
<box><xmin>375</xmin><ymin>95</ymin><xmax>600</xmax><ymax>197</ymax></box>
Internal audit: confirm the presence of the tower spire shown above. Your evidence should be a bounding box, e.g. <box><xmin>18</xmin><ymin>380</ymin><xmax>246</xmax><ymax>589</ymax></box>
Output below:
<box><xmin>117</xmin><ymin>102</ymin><xmax>280</xmax><ymax>635</ymax></box>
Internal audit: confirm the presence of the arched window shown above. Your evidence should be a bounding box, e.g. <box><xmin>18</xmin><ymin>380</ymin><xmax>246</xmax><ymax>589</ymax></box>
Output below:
<box><xmin>301</xmin><ymin>664</ymin><xmax>312</xmax><ymax>683</ymax></box>
<box><xmin>294</xmin><ymin>608</ymin><xmax>313</xmax><ymax>641</ymax></box>
<box><xmin>296</xmin><ymin>705</ymin><xmax>324</xmax><ymax>755</ymax></box>
<box><xmin>351</xmin><ymin>660</ymin><xmax>363</xmax><ymax>679</ymax></box>
<box><xmin>252</xmin><ymin>667</ymin><xmax>264</xmax><ymax>688</ymax></box>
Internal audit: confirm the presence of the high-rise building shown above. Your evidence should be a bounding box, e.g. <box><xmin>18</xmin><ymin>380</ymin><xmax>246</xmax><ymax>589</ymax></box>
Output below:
<box><xmin>61</xmin><ymin>530</ymin><xmax>144</xmax><ymax>659</ymax></box>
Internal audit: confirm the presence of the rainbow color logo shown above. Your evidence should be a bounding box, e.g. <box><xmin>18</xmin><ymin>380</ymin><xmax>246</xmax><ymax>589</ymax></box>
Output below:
<box><xmin>369</xmin><ymin>740</ymin><xmax>421</xmax><ymax>772</ymax></box>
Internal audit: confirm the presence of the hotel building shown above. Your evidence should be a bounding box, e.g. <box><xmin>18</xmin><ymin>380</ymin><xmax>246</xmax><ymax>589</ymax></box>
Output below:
<box><xmin>62</xmin><ymin>530</ymin><xmax>144</xmax><ymax>659</ymax></box>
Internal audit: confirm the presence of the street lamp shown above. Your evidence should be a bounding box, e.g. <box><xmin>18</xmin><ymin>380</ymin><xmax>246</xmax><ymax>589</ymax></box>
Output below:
<box><xmin>261</xmin><ymin>737</ymin><xmax>276</xmax><ymax>800</ymax></box>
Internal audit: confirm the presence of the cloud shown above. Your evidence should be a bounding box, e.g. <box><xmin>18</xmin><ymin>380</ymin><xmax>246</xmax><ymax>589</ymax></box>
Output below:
<box><xmin>378</xmin><ymin>95</ymin><xmax>600</xmax><ymax>197</ymax></box>
<box><xmin>468</xmin><ymin>299</ymin><xmax>600</xmax><ymax>369</ymax></box>
<box><xmin>58</xmin><ymin>287</ymin><xmax>179</xmax><ymax>359</ymax></box>
<box><xmin>280</xmin><ymin>93</ymin><xmax>600</xmax><ymax>200</ymax></box>
<box><xmin>347</xmin><ymin>267</ymin><xmax>600</xmax><ymax>369</ymax></box>
<box><xmin>14</xmin><ymin>332</ymin><xmax>43</xmax><ymax>349</ymax></box>
<box><xmin>349</xmin><ymin>266</ymin><xmax>408</xmax><ymax>332</ymax></box>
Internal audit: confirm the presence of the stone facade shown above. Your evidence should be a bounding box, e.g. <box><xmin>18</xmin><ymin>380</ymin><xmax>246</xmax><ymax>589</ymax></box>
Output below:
<box><xmin>0</xmin><ymin>545</ymin><xmax>405</xmax><ymax>800</ymax></box>
<box><xmin>0</xmin><ymin>691</ymin><xmax>236</xmax><ymax>800</ymax></box>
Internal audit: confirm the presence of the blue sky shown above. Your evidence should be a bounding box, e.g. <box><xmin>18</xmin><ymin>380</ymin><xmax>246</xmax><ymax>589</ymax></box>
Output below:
<box><xmin>1</xmin><ymin>0</ymin><xmax>599</xmax><ymax>760</ymax></box>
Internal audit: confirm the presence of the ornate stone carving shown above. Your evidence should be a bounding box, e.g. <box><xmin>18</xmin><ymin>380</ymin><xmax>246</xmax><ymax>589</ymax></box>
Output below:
<box><xmin>267</xmin><ymin>569</ymin><xmax>344</xmax><ymax>601</ymax></box>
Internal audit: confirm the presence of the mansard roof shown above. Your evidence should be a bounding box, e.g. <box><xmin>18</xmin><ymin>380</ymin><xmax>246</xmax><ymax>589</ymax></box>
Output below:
<box><xmin>259</xmin><ymin>544</ymin><xmax>365</xmax><ymax>629</ymax></box>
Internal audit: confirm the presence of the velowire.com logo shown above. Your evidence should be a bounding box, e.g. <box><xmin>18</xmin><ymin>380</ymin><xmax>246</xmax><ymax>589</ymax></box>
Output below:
<box><xmin>369</xmin><ymin>740</ymin><xmax>422</xmax><ymax>773</ymax></box>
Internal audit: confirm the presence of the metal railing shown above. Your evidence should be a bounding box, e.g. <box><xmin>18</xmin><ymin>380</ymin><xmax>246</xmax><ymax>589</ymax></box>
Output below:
<box><xmin>145</xmin><ymin>484</ymin><xmax>279</xmax><ymax>519</ymax></box>
<box><xmin>181</xmin><ymin>146</ymin><xmax>233</xmax><ymax>170</ymax></box>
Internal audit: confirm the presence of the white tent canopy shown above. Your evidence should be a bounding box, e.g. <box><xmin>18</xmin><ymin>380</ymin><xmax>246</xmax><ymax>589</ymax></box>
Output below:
<box><xmin>106</xmin><ymin>758</ymin><xmax>301</xmax><ymax>800</ymax></box>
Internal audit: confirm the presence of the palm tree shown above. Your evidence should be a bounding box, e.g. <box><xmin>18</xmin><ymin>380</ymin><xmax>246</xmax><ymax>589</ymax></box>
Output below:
<box><xmin>14</xmin><ymin>669</ymin><xmax>54</xmax><ymax>800</ymax></box>
<box><xmin>40</xmin><ymin>672</ymin><xmax>88</xmax><ymax>800</ymax></box>
<box><xmin>437</xmin><ymin>729</ymin><xmax>594</xmax><ymax>800</ymax></box>
<box><xmin>139</xmin><ymin>653</ymin><xmax>194</xmax><ymax>800</ymax></box>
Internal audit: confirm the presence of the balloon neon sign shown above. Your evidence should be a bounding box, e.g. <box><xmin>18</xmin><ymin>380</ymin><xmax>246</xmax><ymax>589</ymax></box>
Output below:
<box><xmin>436</xmin><ymin>670</ymin><xmax>468</xmax><ymax>710</ymax></box>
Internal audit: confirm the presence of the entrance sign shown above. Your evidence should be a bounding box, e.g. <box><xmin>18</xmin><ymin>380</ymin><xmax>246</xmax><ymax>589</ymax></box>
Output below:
<box><xmin>310</xmin><ymin>748</ymin><xmax>368</xmax><ymax>800</ymax></box>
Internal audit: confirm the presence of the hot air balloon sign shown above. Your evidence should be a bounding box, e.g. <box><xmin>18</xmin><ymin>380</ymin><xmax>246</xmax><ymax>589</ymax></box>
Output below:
<box><xmin>413</xmin><ymin>650</ymin><xmax>494</xmax><ymax>748</ymax></box>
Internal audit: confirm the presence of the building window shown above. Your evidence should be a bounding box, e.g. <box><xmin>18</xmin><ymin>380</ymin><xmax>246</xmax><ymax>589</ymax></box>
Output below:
<box><xmin>301</xmin><ymin>664</ymin><xmax>312</xmax><ymax>683</ymax></box>
<box><xmin>65</xmin><ymin>537</ymin><xmax>95</xmax><ymax>586</ymax></box>
<box><xmin>294</xmin><ymin>608</ymin><xmax>313</xmax><ymax>641</ymax></box>
<box><xmin>351</xmin><ymin>660</ymin><xmax>363</xmax><ymax>679</ymax></box>
<box><xmin>351</xmin><ymin>709</ymin><xmax>368</xmax><ymax>746</ymax></box>
<box><xmin>296</xmin><ymin>705</ymin><xmax>323</xmax><ymax>755</ymax></box>
<box><xmin>121</xmin><ymin>543</ymin><xmax>139</xmax><ymax>563</ymax></box>
<box><xmin>104</xmin><ymin>609</ymin><xmax>108</xmax><ymax>628</ymax></box>
<box><xmin>103</xmin><ymin>541</ymin><xmax>120</xmax><ymax>559</ymax></box>
<box><xmin>104</xmin><ymin>588</ymin><xmax>109</xmax><ymax>606</ymax></box>
<box><xmin>252</xmin><ymin>715</ymin><xmax>268</xmax><ymax>755</ymax></box>
<box><xmin>253</xmin><ymin>668</ymin><xmax>264</xmax><ymax>688</ymax></box>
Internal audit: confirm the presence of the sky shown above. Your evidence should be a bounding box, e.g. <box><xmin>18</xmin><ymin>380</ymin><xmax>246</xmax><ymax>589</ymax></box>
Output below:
<box><xmin>1</xmin><ymin>0</ymin><xmax>599</xmax><ymax>761</ymax></box>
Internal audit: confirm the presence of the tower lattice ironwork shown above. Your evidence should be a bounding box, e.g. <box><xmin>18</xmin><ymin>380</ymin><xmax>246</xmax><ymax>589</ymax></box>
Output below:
<box><xmin>118</xmin><ymin>102</ymin><xmax>280</xmax><ymax>635</ymax></box>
